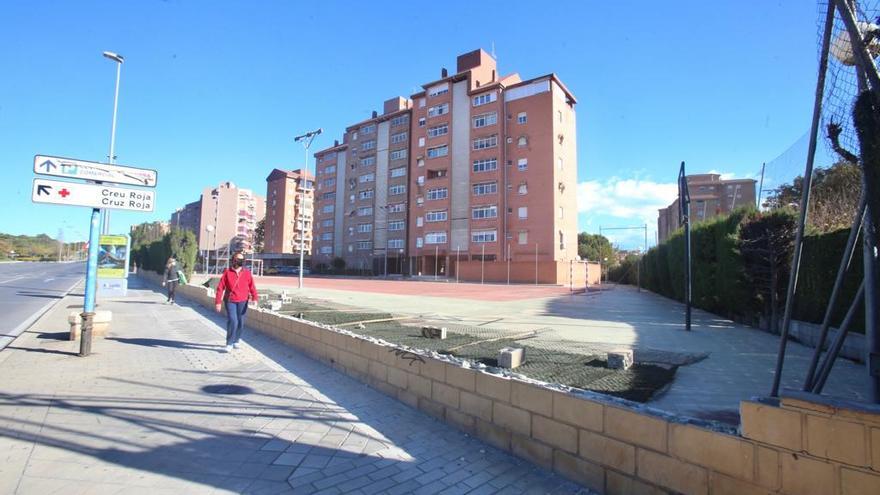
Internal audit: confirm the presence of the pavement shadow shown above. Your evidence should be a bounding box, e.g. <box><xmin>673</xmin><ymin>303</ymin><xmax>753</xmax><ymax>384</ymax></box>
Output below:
<box><xmin>4</xmin><ymin>346</ymin><xmax>78</xmax><ymax>356</ymax></box>
<box><xmin>106</xmin><ymin>337</ymin><xmax>222</xmax><ymax>351</ymax></box>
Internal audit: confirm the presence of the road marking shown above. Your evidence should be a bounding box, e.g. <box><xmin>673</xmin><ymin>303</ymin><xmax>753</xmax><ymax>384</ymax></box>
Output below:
<box><xmin>44</xmin><ymin>278</ymin><xmax>55</xmax><ymax>283</ymax></box>
<box><xmin>0</xmin><ymin>276</ymin><xmax>26</xmax><ymax>285</ymax></box>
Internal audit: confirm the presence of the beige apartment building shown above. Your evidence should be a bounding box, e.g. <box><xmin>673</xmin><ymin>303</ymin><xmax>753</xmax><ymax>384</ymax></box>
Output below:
<box><xmin>657</xmin><ymin>173</ymin><xmax>757</xmax><ymax>242</ymax></box>
<box><xmin>311</xmin><ymin>49</ymin><xmax>587</xmax><ymax>284</ymax></box>
<box><xmin>196</xmin><ymin>182</ymin><xmax>266</xmax><ymax>259</ymax></box>
<box><xmin>263</xmin><ymin>168</ymin><xmax>314</xmax><ymax>256</ymax></box>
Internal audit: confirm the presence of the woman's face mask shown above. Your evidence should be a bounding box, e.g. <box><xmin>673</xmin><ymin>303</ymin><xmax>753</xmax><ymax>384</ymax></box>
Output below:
<box><xmin>232</xmin><ymin>258</ymin><xmax>243</xmax><ymax>268</ymax></box>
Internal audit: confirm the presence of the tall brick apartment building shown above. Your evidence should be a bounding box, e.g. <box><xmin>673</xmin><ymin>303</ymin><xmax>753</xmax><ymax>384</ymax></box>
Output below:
<box><xmin>657</xmin><ymin>174</ymin><xmax>757</xmax><ymax>243</ymax></box>
<box><xmin>311</xmin><ymin>49</ymin><xmax>590</xmax><ymax>284</ymax></box>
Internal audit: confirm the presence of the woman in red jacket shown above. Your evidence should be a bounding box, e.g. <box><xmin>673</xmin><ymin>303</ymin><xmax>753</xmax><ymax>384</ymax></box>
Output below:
<box><xmin>214</xmin><ymin>251</ymin><xmax>259</xmax><ymax>352</ymax></box>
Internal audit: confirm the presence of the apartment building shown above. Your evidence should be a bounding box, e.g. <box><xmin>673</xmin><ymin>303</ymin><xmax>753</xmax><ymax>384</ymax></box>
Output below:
<box><xmin>196</xmin><ymin>182</ymin><xmax>266</xmax><ymax>257</ymax></box>
<box><xmin>657</xmin><ymin>173</ymin><xmax>757</xmax><ymax>242</ymax></box>
<box><xmin>170</xmin><ymin>200</ymin><xmax>201</xmax><ymax>235</ymax></box>
<box><xmin>263</xmin><ymin>168</ymin><xmax>314</xmax><ymax>256</ymax></box>
<box><xmin>311</xmin><ymin>49</ymin><xmax>585</xmax><ymax>284</ymax></box>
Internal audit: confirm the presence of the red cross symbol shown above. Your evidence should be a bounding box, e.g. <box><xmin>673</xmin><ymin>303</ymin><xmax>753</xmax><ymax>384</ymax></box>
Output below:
<box><xmin>58</xmin><ymin>188</ymin><xmax>71</xmax><ymax>198</ymax></box>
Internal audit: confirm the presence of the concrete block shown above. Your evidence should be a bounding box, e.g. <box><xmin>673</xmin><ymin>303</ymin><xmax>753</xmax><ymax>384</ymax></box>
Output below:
<box><xmin>840</xmin><ymin>467</ymin><xmax>880</xmax><ymax>495</ymax></box>
<box><xmin>607</xmin><ymin>349</ymin><xmax>633</xmax><ymax>370</ymax></box>
<box><xmin>606</xmin><ymin>470</ymin><xmax>666</xmax><ymax>495</ymax></box>
<box><xmin>741</xmin><ymin>400</ymin><xmax>803</xmax><ymax>452</ymax></box>
<box><xmin>368</xmin><ymin>361</ymin><xmax>388</xmax><ymax>383</ymax></box>
<box><xmin>709</xmin><ymin>473</ymin><xmax>774</xmax><ymax>495</ymax></box>
<box><xmin>460</xmin><ymin>391</ymin><xmax>494</xmax><ymax>422</ymax></box>
<box><xmin>605</xmin><ymin>406</ymin><xmax>668</xmax><ymax>453</ymax></box>
<box><xmin>511</xmin><ymin>434</ymin><xmax>553</xmax><ymax>470</ymax></box>
<box><xmin>420</xmin><ymin>326</ymin><xmax>446</xmax><ymax>339</ymax></box>
<box><xmin>511</xmin><ymin>381</ymin><xmax>553</xmax><ymax>417</ymax></box>
<box><xmin>553</xmin><ymin>450</ymin><xmax>606</xmax><ymax>494</ymax></box>
<box><xmin>756</xmin><ymin>446</ymin><xmax>780</xmax><ymax>490</ymax></box>
<box><xmin>266</xmin><ymin>300</ymin><xmax>282</xmax><ymax>311</ymax></box>
<box><xmin>397</xmin><ymin>389</ymin><xmax>419</xmax><ymax>409</ymax></box>
<box><xmin>872</xmin><ymin>428</ymin><xmax>880</xmax><ymax>471</ymax></box>
<box><xmin>636</xmin><ymin>448</ymin><xmax>708</xmax><ymax>495</ymax></box>
<box><xmin>780</xmin><ymin>451</ymin><xmax>834</xmax><ymax>495</ymax></box>
<box><xmin>498</xmin><ymin>347</ymin><xmax>524</xmax><ymax>368</ymax></box>
<box><xmin>805</xmin><ymin>414</ymin><xmax>868</xmax><ymax>466</ymax></box>
<box><xmin>553</xmin><ymin>391</ymin><xmax>604</xmax><ymax>432</ymax></box>
<box><xmin>532</xmin><ymin>415</ymin><xmax>577</xmax><ymax>454</ymax></box>
<box><xmin>445</xmin><ymin>366</ymin><xmax>476</xmax><ymax>392</ymax></box>
<box><xmin>475</xmin><ymin>419</ymin><xmax>511</xmax><ymax>452</ymax></box>
<box><xmin>417</xmin><ymin>397</ymin><xmax>445</xmax><ymax>421</ymax></box>
<box><xmin>446</xmin><ymin>409</ymin><xmax>475</xmax><ymax>434</ymax></box>
<box><xmin>669</xmin><ymin>424</ymin><xmax>755</xmax><ymax>481</ymax></box>
<box><xmin>493</xmin><ymin>402</ymin><xmax>531</xmax><ymax>437</ymax></box>
<box><xmin>387</xmin><ymin>367</ymin><xmax>408</xmax><ymax>389</ymax></box>
<box><xmin>432</xmin><ymin>382</ymin><xmax>460</xmax><ymax>409</ymax></box>
<box><xmin>419</xmin><ymin>358</ymin><xmax>447</xmax><ymax>382</ymax></box>
<box><xmin>579</xmin><ymin>429</ymin><xmax>636</xmax><ymax>475</ymax></box>
<box><xmin>407</xmin><ymin>372</ymin><xmax>432</xmax><ymax>398</ymax></box>
<box><xmin>475</xmin><ymin>372</ymin><xmax>511</xmax><ymax>402</ymax></box>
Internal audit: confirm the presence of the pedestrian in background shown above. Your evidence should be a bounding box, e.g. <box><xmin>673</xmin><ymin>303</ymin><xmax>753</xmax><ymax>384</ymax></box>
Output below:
<box><xmin>214</xmin><ymin>251</ymin><xmax>258</xmax><ymax>352</ymax></box>
<box><xmin>162</xmin><ymin>257</ymin><xmax>179</xmax><ymax>304</ymax></box>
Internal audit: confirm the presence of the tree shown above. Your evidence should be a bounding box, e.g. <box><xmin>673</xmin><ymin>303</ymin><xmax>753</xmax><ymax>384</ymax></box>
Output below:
<box><xmin>763</xmin><ymin>161</ymin><xmax>861</xmax><ymax>232</ymax></box>
<box><xmin>577</xmin><ymin>233</ymin><xmax>617</xmax><ymax>267</ymax></box>
<box><xmin>168</xmin><ymin>227</ymin><xmax>198</xmax><ymax>280</ymax></box>
<box><xmin>736</xmin><ymin>209</ymin><xmax>797</xmax><ymax>333</ymax></box>
<box><xmin>253</xmin><ymin>219</ymin><xmax>265</xmax><ymax>254</ymax></box>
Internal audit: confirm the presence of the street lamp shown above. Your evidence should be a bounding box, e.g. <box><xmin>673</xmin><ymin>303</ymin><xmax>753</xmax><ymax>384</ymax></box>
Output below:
<box><xmin>293</xmin><ymin>128</ymin><xmax>322</xmax><ymax>289</ymax></box>
<box><xmin>205</xmin><ymin>225</ymin><xmax>215</xmax><ymax>274</ymax></box>
<box><xmin>101</xmin><ymin>51</ymin><xmax>124</xmax><ymax>235</ymax></box>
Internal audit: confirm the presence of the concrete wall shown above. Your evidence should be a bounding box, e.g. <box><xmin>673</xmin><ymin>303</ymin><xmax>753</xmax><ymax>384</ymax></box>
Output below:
<box><xmin>141</xmin><ymin>270</ymin><xmax>880</xmax><ymax>495</ymax></box>
<box><xmin>456</xmin><ymin>260</ymin><xmax>599</xmax><ymax>285</ymax></box>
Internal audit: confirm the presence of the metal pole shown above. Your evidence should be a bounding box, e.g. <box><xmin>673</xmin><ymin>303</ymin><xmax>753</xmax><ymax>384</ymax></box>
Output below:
<box><xmin>103</xmin><ymin>60</ymin><xmax>122</xmax><ymax>235</ymax></box>
<box><xmin>384</xmin><ymin>248</ymin><xmax>388</xmax><ymax>278</ymax></box>
<box><xmin>299</xmin><ymin>147</ymin><xmax>308</xmax><ymax>289</ymax></box>
<box><xmin>433</xmin><ymin>245</ymin><xmax>439</xmax><ymax>280</ymax></box>
<box><xmin>481</xmin><ymin>244</ymin><xmax>485</xmax><ymax>284</ymax></box>
<box><xmin>680</xmin><ymin>162</ymin><xmax>692</xmax><ymax>331</ymax></box>
<box><xmin>811</xmin><ymin>281</ymin><xmax>866</xmax><ymax>394</ymax></box>
<box><xmin>569</xmin><ymin>259</ymin><xmax>573</xmax><ymax>293</ymax></box>
<box><xmin>803</xmin><ymin>195</ymin><xmax>866</xmax><ymax>390</ymax></box>
<box><xmin>534</xmin><ymin>242</ymin><xmax>538</xmax><ymax>285</ymax></box>
<box><xmin>456</xmin><ymin>246</ymin><xmax>460</xmax><ymax>283</ymax></box>
<box><xmin>757</xmin><ymin>162</ymin><xmax>766</xmax><ymax>209</ymax></box>
<box><xmin>80</xmin><ymin>209</ymin><xmax>101</xmax><ymax>357</ymax></box>
<box><xmin>771</xmin><ymin>1</ymin><xmax>836</xmax><ymax>397</ymax></box>
<box><xmin>506</xmin><ymin>243</ymin><xmax>510</xmax><ymax>285</ymax></box>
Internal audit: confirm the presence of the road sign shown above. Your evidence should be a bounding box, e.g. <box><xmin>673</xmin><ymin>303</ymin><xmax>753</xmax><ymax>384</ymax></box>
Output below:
<box><xmin>33</xmin><ymin>155</ymin><xmax>158</xmax><ymax>187</ymax></box>
<box><xmin>31</xmin><ymin>178</ymin><xmax>155</xmax><ymax>212</ymax></box>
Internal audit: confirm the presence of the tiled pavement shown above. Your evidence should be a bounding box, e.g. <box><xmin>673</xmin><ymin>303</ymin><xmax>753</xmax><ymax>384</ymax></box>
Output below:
<box><xmin>0</xmin><ymin>279</ymin><xmax>590</xmax><ymax>494</ymax></box>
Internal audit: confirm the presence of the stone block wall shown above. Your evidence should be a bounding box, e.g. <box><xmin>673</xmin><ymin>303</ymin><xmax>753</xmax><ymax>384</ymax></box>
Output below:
<box><xmin>140</xmin><ymin>272</ymin><xmax>880</xmax><ymax>494</ymax></box>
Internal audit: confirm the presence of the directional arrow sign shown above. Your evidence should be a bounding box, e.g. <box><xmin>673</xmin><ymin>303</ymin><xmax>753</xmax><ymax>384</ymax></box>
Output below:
<box><xmin>33</xmin><ymin>155</ymin><xmax>158</xmax><ymax>187</ymax></box>
<box><xmin>31</xmin><ymin>178</ymin><xmax>155</xmax><ymax>212</ymax></box>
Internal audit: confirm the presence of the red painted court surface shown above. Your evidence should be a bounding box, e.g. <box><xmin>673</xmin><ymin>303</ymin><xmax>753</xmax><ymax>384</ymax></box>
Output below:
<box><xmin>254</xmin><ymin>276</ymin><xmax>583</xmax><ymax>302</ymax></box>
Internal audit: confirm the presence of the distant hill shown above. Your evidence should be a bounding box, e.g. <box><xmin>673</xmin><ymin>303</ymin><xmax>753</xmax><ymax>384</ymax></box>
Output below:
<box><xmin>0</xmin><ymin>233</ymin><xmax>60</xmax><ymax>261</ymax></box>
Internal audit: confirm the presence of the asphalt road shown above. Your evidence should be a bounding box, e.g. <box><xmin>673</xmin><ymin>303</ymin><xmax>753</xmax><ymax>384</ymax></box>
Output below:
<box><xmin>0</xmin><ymin>262</ymin><xmax>84</xmax><ymax>350</ymax></box>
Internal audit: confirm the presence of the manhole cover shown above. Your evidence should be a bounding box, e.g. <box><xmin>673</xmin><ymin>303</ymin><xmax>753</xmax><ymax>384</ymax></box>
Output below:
<box><xmin>202</xmin><ymin>384</ymin><xmax>254</xmax><ymax>395</ymax></box>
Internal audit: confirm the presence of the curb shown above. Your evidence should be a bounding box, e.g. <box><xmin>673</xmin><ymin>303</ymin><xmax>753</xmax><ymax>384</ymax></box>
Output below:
<box><xmin>0</xmin><ymin>278</ymin><xmax>83</xmax><ymax>352</ymax></box>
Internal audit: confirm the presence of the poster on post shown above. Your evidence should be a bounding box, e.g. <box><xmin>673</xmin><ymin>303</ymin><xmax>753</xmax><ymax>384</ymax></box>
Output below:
<box><xmin>97</xmin><ymin>235</ymin><xmax>130</xmax><ymax>279</ymax></box>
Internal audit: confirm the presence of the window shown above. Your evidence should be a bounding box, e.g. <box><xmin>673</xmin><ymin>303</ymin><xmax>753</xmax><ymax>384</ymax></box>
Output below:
<box><xmin>471</xmin><ymin>230</ymin><xmax>497</xmax><ymax>243</ymax></box>
<box><xmin>518</xmin><ymin>206</ymin><xmax>528</xmax><ymax>219</ymax></box>
<box><xmin>357</xmin><ymin>207</ymin><xmax>374</xmax><ymax>216</ymax></box>
<box><xmin>473</xmin><ymin>113</ymin><xmax>497</xmax><ymax>128</ymax></box>
<box><xmin>419</xmin><ymin>98</ymin><xmax>426</xmax><ymax>108</ymax></box>
<box><xmin>425</xmin><ymin>231</ymin><xmax>447</xmax><ymax>244</ymax></box>
<box><xmin>418</xmin><ymin>137</ymin><xmax>425</xmax><ymax>147</ymax></box>
<box><xmin>416</xmin><ymin>237</ymin><xmax>424</xmax><ymax>248</ymax></box>
<box><xmin>362</xmin><ymin>140</ymin><xmax>376</xmax><ymax>150</ymax></box>
<box><xmin>357</xmin><ymin>241</ymin><xmax>372</xmax><ymax>250</ymax></box>
<box><xmin>322</xmin><ymin>205</ymin><xmax>334</xmax><ymax>213</ymax></box>
<box><xmin>320</xmin><ymin>246</ymin><xmax>332</xmax><ymax>254</ymax></box>
<box><xmin>388</xmin><ymin>220</ymin><xmax>405</xmax><ymax>231</ymax></box>
<box><xmin>322</xmin><ymin>178</ymin><xmax>335</xmax><ymax>188</ymax></box>
<box><xmin>518</xmin><ymin>183</ymin><xmax>528</xmax><ymax>195</ymax></box>
<box><xmin>427</xmin><ymin>169</ymin><xmax>447</xmax><ymax>179</ymax></box>
<box><xmin>473</xmin><ymin>182</ymin><xmax>497</xmax><ymax>195</ymax></box>
<box><xmin>416</xmin><ymin>216</ymin><xmax>424</xmax><ymax>227</ymax></box>
<box><xmin>418</xmin><ymin>117</ymin><xmax>426</xmax><ymax>127</ymax></box>
<box><xmin>517</xmin><ymin>158</ymin><xmax>528</xmax><ymax>171</ymax></box>
<box><xmin>390</xmin><ymin>149</ymin><xmax>407</xmax><ymax>161</ymax></box>
<box><xmin>391</xmin><ymin>132</ymin><xmax>407</xmax><ymax>144</ymax></box>
<box><xmin>359</xmin><ymin>173</ymin><xmax>375</xmax><ymax>183</ymax></box>
<box><xmin>426</xmin><ymin>210</ymin><xmax>447</xmax><ymax>222</ymax></box>
<box><xmin>417</xmin><ymin>158</ymin><xmax>425</xmax><ymax>167</ymax></box>
<box><xmin>558</xmin><ymin>207</ymin><xmax>564</xmax><ymax>219</ymax></box>
<box><xmin>390</xmin><ymin>114</ymin><xmax>409</xmax><ymax>127</ymax></box>
<box><xmin>388</xmin><ymin>203</ymin><xmax>405</xmax><ymax>213</ymax></box>
<box><xmin>361</xmin><ymin>124</ymin><xmax>375</xmax><ymax>134</ymax></box>
<box><xmin>518</xmin><ymin>136</ymin><xmax>528</xmax><ymax>147</ymax></box>
<box><xmin>427</xmin><ymin>103</ymin><xmax>449</xmax><ymax>117</ymax></box>
<box><xmin>427</xmin><ymin>124</ymin><xmax>448</xmax><ymax>138</ymax></box>
<box><xmin>428</xmin><ymin>84</ymin><xmax>449</xmax><ymax>97</ymax></box>
<box><xmin>357</xmin><ymin>223</ymin><xmax>372</xmax><ymax>233</ymax></box>
<box><xmin>517</xmin><ymin>112</ymin><xmax>527</xmax><ymax>124</ymax></box>
<box><xmin>472</xmin><ymin>158</ymin><xmax>498</xmax><ymax>173</ymax></box>
<box><xmin>557</xmin><ymin>157</ymin><xmax>564</xmax><ymax>171</ymax></box>
<box><xmin>361</xmin><ymin>156</ymin><xmax>376</xmax><ymax>167</ymax></box>
<box><xmin>352</xmin><ymin>131</ymin><xmax>358</xmax><ymax>140</ymax></box>
<box><xmin>558</xmin><ymin>110</ymin><xmax>563</xmax><ymax>123</ymax></box>
<box><xmin>473</xmin><ymin>135</ymin><xmax>498</xmax><ymax>150</ymax></box>
<box><xmin>472</xmin><ymin>205</ymin><xmax>498</xmax><ymax>220</ymax></box>
<box><xmin>321</xmin><ymin>219</ymin><xmax>333</xmax><ymax>227</ymax></box>
<box><xmin>322</xmin><ymin>192</ymin><xmax>336</xmax><ymax>200</ymax></box>
<box><xmin>320</xmin><ymin>232</ymin><xmax>333</xmax><ymax>241</ymax></box>
<box><xmin>427</xmin><ymin>145</ymin><xmax>448</xmax><ymax>158</ymax></box>
<box><xmin>389</xmin><ymin>184</ymin><xmax>406</xmax><ymax>195</ymax></box>
<box><xmin>559</xmin><ymin>231</ymin><xmax>565</xmax><ymax>249</ymax></box>
<box><xmin>388</xmin><ymin>239</ymin><xmax>404</xmax><ymax>249</ymax></box>
<box><xmin>518</xmin><ymin>231</ymin><xmax>528</xmax><ymax>245</ymax></box>
<box><xmin>390</xmin><ymin>167</ymin><xmax>406</xmax><ymax>178</ymax></box>
<box><xmin>324</xmin><ymin>165</ymin><xmax>336</xmax><ymax>175</ymax></box>
<box><xmin>472</xmin><ymin>92</ymin><xmax>497</xmax><ymax>106</ymax></box>
<box><xmin>358</xmin><ymin>189</ymin><xmax>374</xmax><ymax>199</ymax></box>
<box><xmin>427</xmin><ymin>188</ymin><xmax>448</xmax><ymax>200</ymax></box>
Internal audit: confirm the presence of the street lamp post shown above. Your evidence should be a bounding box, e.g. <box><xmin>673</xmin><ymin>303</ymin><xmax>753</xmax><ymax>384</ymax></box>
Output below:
<box><xmin>101</xmin><ymin>51</ymin><xmax>124</xmax><ymax>235</ymax></box>
<box><xmin>294</xmin><ymin>128</ymin><xmax>322</xmax><ymax>289</ymax></box>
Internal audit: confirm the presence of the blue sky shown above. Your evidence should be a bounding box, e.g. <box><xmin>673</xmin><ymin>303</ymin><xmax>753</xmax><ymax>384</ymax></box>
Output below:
<box><xmin>0</xmin><ymin>1</ymin><xmax>833</xmax><ymax>248</ymax></box>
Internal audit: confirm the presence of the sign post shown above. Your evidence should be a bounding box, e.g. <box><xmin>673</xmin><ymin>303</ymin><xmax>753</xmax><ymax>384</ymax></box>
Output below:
<box><xmin>81</xmin><ymin>209</ymin><xmax>101</xmax><ymax>357</ymax></box>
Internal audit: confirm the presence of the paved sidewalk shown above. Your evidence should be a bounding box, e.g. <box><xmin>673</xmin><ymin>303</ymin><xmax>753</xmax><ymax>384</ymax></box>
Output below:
<box><xmin>0</xmin><ymin>278</ymin><xmax>588</xmax><ymax>494</ymax></box>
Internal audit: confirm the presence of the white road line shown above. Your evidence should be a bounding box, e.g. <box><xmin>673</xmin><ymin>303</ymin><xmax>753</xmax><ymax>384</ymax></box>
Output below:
<box><xmin>0</xmin><ymin>276</ymin><xmax>26</xmax><ymax>285</ymax></box>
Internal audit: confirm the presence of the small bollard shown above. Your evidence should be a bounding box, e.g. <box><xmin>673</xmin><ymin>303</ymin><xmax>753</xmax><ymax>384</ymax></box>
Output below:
<box><xmin>498</xmin><ymin>347</ymin><xmax>524</xmax><ymax>368</ymax></box>
<box><xmin>421</xmin><ymin>326</ymin><xmax>447</xmax><ymax>339</ymax></box>
<box><xmin>80</xmin><ymin>311</ymin><xmax>94</xmax><ymax>357</ymax></box>
<box><xmin>607</xmin><ymin>350</ymin><xmax>634</xmax><ymax>370</ymax></box>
